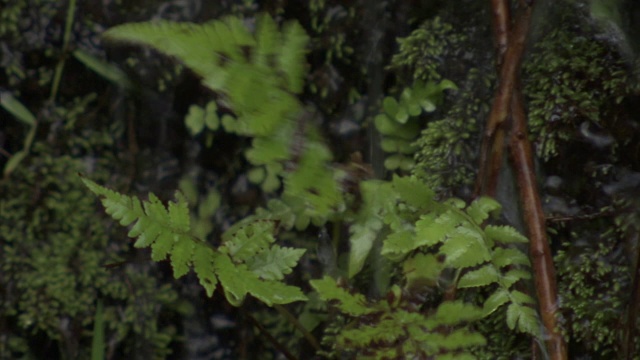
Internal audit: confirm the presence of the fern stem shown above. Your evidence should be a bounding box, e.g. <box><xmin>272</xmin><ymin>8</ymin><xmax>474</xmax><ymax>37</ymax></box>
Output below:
<box><xmin>274</xmin><ymin>304</ymin><xmax>321</xmax><ymax>351</ymax></box>
<box><xmin>245</xmin><ymin>311</ymin><xmax>298</xmax><ymax>360</ymax></box>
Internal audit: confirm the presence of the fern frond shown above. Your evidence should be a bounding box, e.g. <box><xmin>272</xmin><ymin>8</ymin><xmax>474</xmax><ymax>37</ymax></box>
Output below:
<box><xmin>82</xmin><ymin>178</ymin><xmax>191</xmax><ymax>268</ymax></box>
<box><xmin>213</xmin><ymin>252</ymin><xmax>306</xmax><ymax>306</ymax></box>
<box><xmin>82</xmin><ymin>177</ymin><xmax>306</xmax><ymax>305</ymax></box>
<box><xmin>104</xmin><ymin>20</ymin><xmax>230</xmax><ymax>90</ymax></box>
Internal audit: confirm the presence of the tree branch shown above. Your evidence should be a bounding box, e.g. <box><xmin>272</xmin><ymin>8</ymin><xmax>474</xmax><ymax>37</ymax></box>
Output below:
<box><xmin>509</xmin><ymin>85</ymin><xmax>568</xmax><ymax>360</ymax></box>
<box><xmin>479</xmin><ymin>2</ymin><xmax>568</xmax><ymax>358</ymax></box>
<box><xmin>476</xmin><ymin>2</ymin><xmax>531</xmax><ymax>197</ymax></box>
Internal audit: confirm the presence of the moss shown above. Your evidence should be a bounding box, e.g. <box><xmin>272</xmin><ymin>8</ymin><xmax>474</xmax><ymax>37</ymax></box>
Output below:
<box><xmin>412</xmin><ymin>68</ymin><xmax>490</xmax><ymax>194</ymax></box>
<box><xmin>0</xmin><ymin>140</ymin><xmax>179</xmax><ymax>358</ymax></box>
<box><xmin>554</xmin><ymin>227</ymin><xmax>631</xmax><ymax>357</ymax></box>
<box><xmin>472</xmin><ymin>306</ymin><xmax>531</xmax><ymax>360</ymax></box>
<box><xmin>389</xmin><ymin>16</ymin><xmax>466</xmax><ymax>82</ymax></box>
<box><xmin>523</xmin><ymin>7</ymin><xmax>634</xmax><ymax>161</ymax></box>
<box><xmin>390</xmin><ymin>15</ymin><xmax>493</xmax><ymax>196</ymax></box>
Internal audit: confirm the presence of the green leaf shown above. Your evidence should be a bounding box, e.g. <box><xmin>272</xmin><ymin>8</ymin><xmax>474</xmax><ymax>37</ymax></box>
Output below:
<box><xmin>383</xmin><ymin>97</ymin><xmax>399</xmax><ymax>118</ymax></box>
<box><xmin>221</xmin><ymin>114</ymin><xmax>237</xmax><ymax>132</ymax></box>
<box><xmin>247</xmin><ymin>246</ymin><xmax>306</xmax><ymax>280</ymax></box>
<box><xmin>3</xmin><ymin>150</ymin><xmax>28</xmax><ymax>177</ymax></box>
<box><xmin>414</xmin><ymin>211</ymin><xmax>465</xmax><ymax>248</ymax></box>
<box><xmin>432</xmin><ymin>300</ymin><xmax>484</xmax><ymax>325</ymax></box>
<box><xmin>245</xmin><ymin>129</ymin><xmax>292</xmax><ymax>165</ymax></box>
<box><xmin>244</xmin><ymin>276</ymin><xmax>307</xmax><ymax>305</ymax></box>
<box><xmin>73</xmin><ymin>49</ymin><xmax>132</xmax><ymax>89</ymax></box>
<box><xmin>254</xmin><ymin>14</ymin><xmax>279</xmax><ymax>67</ymax></box>
<box><xmin>506</xmin><ymin>303</ymin><xmax>540</xmax><ymax>336</ymax></box>
<box><xmin>0</xmin><ymin>91</ymin><xmax>37</xmax><ymax>126</ymax></box>
<box><xmin>465</xmin><ymin>197</ymin><xmax>501</xmax><ymax>224</ymax></box>
<box><xmin>185</xmin><ymin>104</ymin><xmax>205</xmax><ymax>135</ymax></box>
<box><xmin>150</xmin><ymin>231</ymin><xmax>174</xmax><ymax>261</ymax></box>
<box><xmin>310</xmin><ymin>276</ymin><xmax>373</xmax><ymax>316</ymax></box>
<box><xmin>438</xmin><ymin>78</ymin><xmax>458</xmax><ymax>91</ymax></box>
<box><xmin>169</xmin><ymin>192</ymin><xmax>190</xmax><ymax>232</ymax></box>
<box><xmin>104</xmin><ymin>20</ymin><xmax>231</xmax><ymax>90</ymax></box>
<box><xmin>485</xmin><ymin>225</ymin><xmax>529</xmax><ymax>244</ymax></box>
<box><xmin>204</xmin><ymin>101</ymin><xmax>219</xmax><ymax>130</ymax></box>
<box><xmin>247</xmin><ymin>166</ymin><xmax>266</xmax><ymax>184</ymax></box>
<box><xmin>381</xmin><ymin>229</ymin><xmax>415</xmax><ymax>259</ymax></box>
<box><xmin>198</xmin><ymin>190</ymin><xmax>221</xmax><ymax>218</ymax></box>
<box><xmin>440</xmin><ymin>227</ymin><xmax>491</xmax><ymax>268</ymax></box>
<box><xmin>510</xmin><ymin>290</ymin><xmax>536</xmax><ymax>305</ymax></box>
<box><xmin>403</xmin><ymin>253</ymin><xmax>442</xmax><ymax>288</ymax></box>
<box><xmin>492</xmin><ymin>247</ymin><xmax>531</xmax><ymax>268</ymax></box>
<box><xmin>380</xmin><ymin>138</ymin><xmax>415</xmax><ymax>154</ymax></box>
<box><xmin>375</xmin><ymin>114</ymin><xmax>421</xmax><ymax>140</ymax></box>
<box><xmin>171</xmin><ymin>235</ymin><xmax>194</xmax><ymax>278</ymax></box>
<box><xmin>457</xmin><ymin>265</ymin><xmax>498</xmax><ymax>288</ymax></box>
<box><xmin>395</xmin><ymin>108</ymin><xmax>409</xmax><ymax>123</ymax></box>
<box><xmin>348</xmin><ymin>220</ymin><xmax>381</xmax><ymax>277</ymax></box>
<box><xmin>407</xmin><ymin>102</ymin><xmax>422</xmax><ymax>117</ymax></box>
<box><xmin>420</xmin><ymin>98</ymin><xmax>436</xmax><ymax>112</ymax></box>
<box><xmin>223</xmin><ymin>220</ymin><xmax>276</xmax><ymax>262</ymax></box>
<box><xmin>81</xmin><ymin>178</ymin><xmax>144</xmax><ymax>227</ymax></box>
<box><xmin>502</xmin><ymin>268</ymin><xmax>532</xmax><ymax>288</ymax></box>
<box><xmin>214</xmin><ymin>252</ymin><xmax>248</xmax><ymax>306</ymax></box>
<box><xmin>438</xmin><ymin>328</ymin><xmax>486</xmax><ymax>350</ymax></box>
<box><xmin>392</xmin><ymin>175</ymin><xmax>435</xmax><ymax>209</ymax></box>
<box><xmin>284</xmin><ymin>142</ymin><xmax>343</xmax><ymax>218</ymax></box>
<box><xmin>483</xmin><ymin>288</ymin><xmax>510</xmax><ymax>316</ymax></box>
<box><xmin>193</xmin><ymin>244</ymin><xmax>218</xmax><ymax>297</ymax></box>
<box><xmin>277</xmin><ymin>20</ymin><xmax>309</xmax><ymax>93</ymax></box>
<box><xmin>384</xmin><ymin>154</ymin><xmax>406</xmax><ymax>170</ymax></box>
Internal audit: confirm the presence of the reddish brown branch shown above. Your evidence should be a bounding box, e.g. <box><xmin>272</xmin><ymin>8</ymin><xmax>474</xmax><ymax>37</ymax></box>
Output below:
<box><xmin>509</xmin><ymin>87</ymin><xmax>568</xmax><ymax>360</ymax></box>
<box><xmin>475</xmin><ymin>4</ymin><xmax>532</xmax><ymax>197</ymax></box>
<box><xmin>479</xmin><ymin>1</ymin><xmax>568</xmax><ymax>359</ymax></box>
<box><xmin>491</xmin><ymin>0</ymin><xmax>511</xmax><ymax>66</ymax></box>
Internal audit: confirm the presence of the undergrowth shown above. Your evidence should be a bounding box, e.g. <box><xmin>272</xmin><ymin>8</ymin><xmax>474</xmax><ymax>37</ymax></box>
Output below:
<box><xmin>76</xmin><ymin>13</ymin><xmax>542</xmax><ymax>358</ymax></box>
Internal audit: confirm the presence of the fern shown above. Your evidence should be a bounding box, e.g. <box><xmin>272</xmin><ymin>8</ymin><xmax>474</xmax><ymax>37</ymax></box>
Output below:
<box><xmin>104</xmin><ymin>14</ymin><xmax>344</xmax><ymax>219</ymax></box>
<box><xmin>374</xmin><ymin>80</ymin><xmax>456</xmax><ymax>172</ymax></box>
<box><xmin>315</xmin><ymin>175</ymin><xmax>540</xmax><ymax>358</ymax></box>
<box><xmin>95</xmin><ymin>13</ymin><xmax>540</xmax><ymax>357</ymax></box>
<box><xmin>81</xmin><ymin>177</ymin><xmax>306</xmax><ymax>306</ymax></box>
<box><xmin>310</xmin><ymin>277</ymin><xmax>487</xmax><ymax>358</ymax></box>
